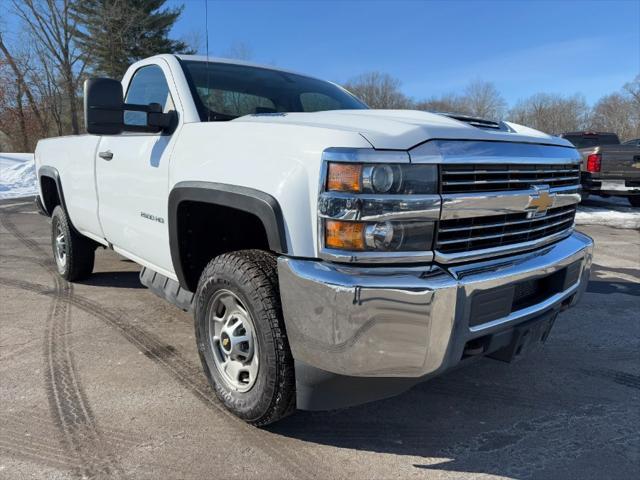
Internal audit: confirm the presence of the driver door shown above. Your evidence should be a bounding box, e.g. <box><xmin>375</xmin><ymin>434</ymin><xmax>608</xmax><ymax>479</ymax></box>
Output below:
<box><xmin>95</xmin><ymin>62</ymin><xmax>179</xmax><ymax>277</ymax></box>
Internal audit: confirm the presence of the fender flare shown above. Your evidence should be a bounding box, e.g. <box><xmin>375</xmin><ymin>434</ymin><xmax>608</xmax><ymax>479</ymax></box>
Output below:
<box><xmin>38</xmin><ymin>166</ymin><xmax>69</xmax><ymax>217</ymax></box>
<box><xmin>168</xmin><ymin>181</ymin><xmax>288</xmax><ymax>290</ymax></box>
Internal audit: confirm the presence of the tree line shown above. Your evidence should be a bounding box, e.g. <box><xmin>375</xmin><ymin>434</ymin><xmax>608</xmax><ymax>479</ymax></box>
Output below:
<box><xmin>345</xmin><ymin>72</ymin><xmax>640</xmax><ymax>142</ymax></box>
<box><xmin>1</xmin><ymin>1</ymin><xmax>638</xmax><ymax>152</ymax></box>
<box><xmin>0</xmin><ymin>0</ymin><xmax>191</xmax><ymax>152</ymax></box>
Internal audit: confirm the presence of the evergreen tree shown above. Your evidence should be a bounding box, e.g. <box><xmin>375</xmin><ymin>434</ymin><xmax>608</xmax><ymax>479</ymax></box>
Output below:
<box><xmin>72</xmin><ymin>0</ymin><xmax>192</xmax><ymax>79</ymax></box>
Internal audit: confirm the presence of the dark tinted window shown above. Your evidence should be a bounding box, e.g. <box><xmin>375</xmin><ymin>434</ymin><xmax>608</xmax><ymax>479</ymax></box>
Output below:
<box><xmin>180</xmin><ymin>60</ymin><xmax>366</xmax><ymax>121</ymax></box>
<box><xmin>562</xmin><ymin>133</ymin><xmax>620</xmax><ymax>149</ymax></box>
<box><xmin>124</xmin><ymin>65</ymin><xmax>174</xmax><ymax>126</ymax></box>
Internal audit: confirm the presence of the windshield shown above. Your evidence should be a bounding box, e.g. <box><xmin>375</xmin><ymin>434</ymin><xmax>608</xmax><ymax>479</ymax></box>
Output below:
<box><xmin>179</xmin><ymin>60</ymin><xmax>367</xmax><ymax>121</ymax></box>
<box><xmin>563</xmin><ymin>134</ymin><xmax>620</xmax><ymax>149</ymax></box>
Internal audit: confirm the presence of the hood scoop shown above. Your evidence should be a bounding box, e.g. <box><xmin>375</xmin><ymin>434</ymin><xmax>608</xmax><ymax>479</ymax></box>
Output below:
<box><xmin>437</xmin><ymin>113</ymin><xmax>511</xmax><ymax>132</ymax></box>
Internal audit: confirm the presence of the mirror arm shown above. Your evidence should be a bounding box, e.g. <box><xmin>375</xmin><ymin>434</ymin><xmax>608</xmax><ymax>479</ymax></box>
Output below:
<box><xmin>121</xmin><ymin>102</ymin><xmax>175</xmax><ymax>133</ymax></box>
<box><xmin>122</xmin><ymin>102</ymin><xmax>151</xmax><ymax>112</ymax></box>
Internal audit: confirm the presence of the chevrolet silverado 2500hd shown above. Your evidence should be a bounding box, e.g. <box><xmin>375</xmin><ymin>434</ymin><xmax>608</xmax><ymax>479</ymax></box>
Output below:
<box><xmin>35</xmin><ymin>55</ymin><xmax>593</xmax><ymax>425</ymax></box>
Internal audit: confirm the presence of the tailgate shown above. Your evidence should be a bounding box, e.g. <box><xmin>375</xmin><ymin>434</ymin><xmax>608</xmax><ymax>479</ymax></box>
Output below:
<box><xmin>587</xmin><ymin>145</ymin><xmax>640</xmax><ymax>180</ymax></box>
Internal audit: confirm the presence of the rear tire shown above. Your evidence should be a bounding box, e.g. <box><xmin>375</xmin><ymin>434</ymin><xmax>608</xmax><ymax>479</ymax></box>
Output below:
<box><xmin>628</xmin><ymin>196</ymin><xmax>640</xmax><ymax>208</ymax></box>
<box><xmin>51</xmin><ymin>206</ymin><xmax>95</xmax><ymax>281</ymax></box>
<box><xmin>194</xmin><ymin>249</ymin><xmax>296</xmax><ymax>426</ymax></box>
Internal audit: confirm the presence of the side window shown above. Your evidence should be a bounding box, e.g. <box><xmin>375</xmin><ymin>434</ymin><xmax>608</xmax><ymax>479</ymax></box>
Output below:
<box><xmin>124</xmin><ymin>65</ymin><xmax>174</xmax><ymax>127</ymax></box>
<box><xmin>300</xmin><ymin>92</ymin><xmax>342</xmax><ymax>112</ymax></box>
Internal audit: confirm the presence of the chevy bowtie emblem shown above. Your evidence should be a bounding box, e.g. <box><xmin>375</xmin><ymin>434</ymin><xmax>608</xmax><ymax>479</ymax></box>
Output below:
<box><xmin>526</xmin><ymin>185</ymin><xmax>555</xmax><ymax>218</ymax></box>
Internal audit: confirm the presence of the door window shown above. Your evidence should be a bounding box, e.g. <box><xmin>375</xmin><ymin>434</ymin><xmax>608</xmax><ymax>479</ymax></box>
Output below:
<box><xmin>124</xmin><ymin>65</ymin><xmax>174</xmax><ymax>126</ymax></box>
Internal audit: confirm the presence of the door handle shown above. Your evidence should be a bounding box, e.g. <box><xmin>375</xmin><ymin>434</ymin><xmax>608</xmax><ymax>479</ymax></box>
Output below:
<box><xmin>99</xmin><ymin>150</ymin><xmax>113</xmax><ymax>161</ymax></box>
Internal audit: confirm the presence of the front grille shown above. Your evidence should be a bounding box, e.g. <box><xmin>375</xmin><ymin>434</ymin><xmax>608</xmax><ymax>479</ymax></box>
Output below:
<box><xmin>436</xmin><ymin>205</ymin><xmax>576</xmax><ymax>254</ymax></box>
<box><xmin>441</xmin><ymin>163</ymin><xmax>580</xmax><ymax>194</ymax></box>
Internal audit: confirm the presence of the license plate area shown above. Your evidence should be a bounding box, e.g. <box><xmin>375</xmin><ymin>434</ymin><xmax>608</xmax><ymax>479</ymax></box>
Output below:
<box><xmin>462</xmin><ymin>310</ymin><xmax>558</xmax><ymax>362</ymax></box>
<box><xmin>600</xmin><ymin>180</ymin><xmax>630</xmax><ymax>191</ymax></box>
<box><xmin>486</xmin><ymin>315</ymin><xmax>556</xmax><ymax>362</ymax></box>
<box><xmin>469</xmin><ymin>261</ymin><xmax>581</xmax><ymax>328</ymax></box>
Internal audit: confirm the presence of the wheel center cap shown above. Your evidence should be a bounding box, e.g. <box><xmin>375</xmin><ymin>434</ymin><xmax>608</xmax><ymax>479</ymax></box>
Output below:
<box><xmin>220</xmin><ymin>332</ymin><xmax>231</xmax><ymax>353</ymax></box>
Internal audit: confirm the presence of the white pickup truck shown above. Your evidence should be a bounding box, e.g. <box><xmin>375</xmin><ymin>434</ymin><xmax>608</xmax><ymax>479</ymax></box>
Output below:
<box><xmin>35</xmin><ymin>54</ymin><xmax>593</xmax><ymax>425</ymax></box>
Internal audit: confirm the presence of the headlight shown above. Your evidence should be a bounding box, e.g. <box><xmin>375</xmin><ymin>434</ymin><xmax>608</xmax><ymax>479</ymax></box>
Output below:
<box><xmin>325</xmin><ymin>219</ymin><xmax>434</xmax><ymax>252</ymax></box>
<box><xmin>320</xmin><ymin>149</ymin><xmax>440</xmax><ymax>263</ymax></box>
<box><xmin>326</xmin><ymin>162</ymin><xmax>437</xmax><ymax>194</ymax></box>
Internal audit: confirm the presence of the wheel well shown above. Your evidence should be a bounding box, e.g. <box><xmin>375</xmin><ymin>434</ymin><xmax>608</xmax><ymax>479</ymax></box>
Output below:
<box><xmin>40</xmin><ymin>175</ymin><xmax>60</xmax><ymax>215</ymax></box>
<box><xmin>177</xmin><ymin>201</ymin><xmax>271</xmax><ymax>291</ymax></box>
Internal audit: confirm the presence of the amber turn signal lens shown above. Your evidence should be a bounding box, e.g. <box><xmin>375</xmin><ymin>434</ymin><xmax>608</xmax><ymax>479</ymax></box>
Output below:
<box><xmin>325</xmin><ymin>220</ymin><xmax>365</xmax><ymax>250</ymax></box>
<box><xmin>327</xmin><ymin>163</ymin><xmax>362</xmax><ymax>192</ymax></box>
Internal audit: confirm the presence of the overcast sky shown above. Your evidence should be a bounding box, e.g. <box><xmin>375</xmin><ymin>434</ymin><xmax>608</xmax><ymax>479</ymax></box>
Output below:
<box><xmin>169</xmin><ymin>0</ymin><xmax>640</xmax><ymax>105</ymax></box>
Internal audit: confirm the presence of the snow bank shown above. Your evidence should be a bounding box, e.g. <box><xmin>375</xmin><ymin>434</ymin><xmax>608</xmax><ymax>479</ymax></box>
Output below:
<box><xmin>0</xmin><ymin>153</ymin><xmax>37</xmax><ymax>200</ymax></box>
<box><xmin>576</xmin><ymin>196</ymin><xmax>640</xmax><ymax>230</ymax></box>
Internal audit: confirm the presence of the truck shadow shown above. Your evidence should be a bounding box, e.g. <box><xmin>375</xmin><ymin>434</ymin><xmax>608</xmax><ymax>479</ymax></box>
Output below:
<box><xmin>269</xmin><ymin>354</ymin><xmax>635</xmax><ymax>477</ymax></box>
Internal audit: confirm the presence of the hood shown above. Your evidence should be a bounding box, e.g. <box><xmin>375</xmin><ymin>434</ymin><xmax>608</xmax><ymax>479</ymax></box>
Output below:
<box><xmin>235</xmin><ymin>109</ymin><xmax>574</xmax><ymax>150</ymax></box>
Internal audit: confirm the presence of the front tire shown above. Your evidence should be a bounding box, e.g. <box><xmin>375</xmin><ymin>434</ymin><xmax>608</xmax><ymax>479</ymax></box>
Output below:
<box><xmin>194</xmin><ymin>250</ymin><xmax>295</xmax><ymax>426</ymax></box>
<box><xmin>628</xmin><ymin>196</ymin><xmax>640</xmax><ymax>207</ymax></box>
<box><xmin>51</xmin><ymin>206</ymin><xmax>95</xmax><ymax>281</ymax></box>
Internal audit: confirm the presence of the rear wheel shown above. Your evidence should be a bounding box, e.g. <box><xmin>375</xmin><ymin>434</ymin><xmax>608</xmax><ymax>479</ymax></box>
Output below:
<box><xmin>51</xmin><ymin>206</ymin><xmax>95</xmax><ymax>281</ymax></box>
<box><xmin>194</xmin><ymin>250</ymin><xmax>295</xmax><ymax>426</ymax></box>
<box><xmin>628</xmin><ymin>196</ymin><xmax>640</xmax><ymax>207</ymax></box>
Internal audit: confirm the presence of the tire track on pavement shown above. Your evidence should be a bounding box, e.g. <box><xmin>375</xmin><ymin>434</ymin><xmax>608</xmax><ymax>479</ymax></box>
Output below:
<box><xmin>0</xmin><ymin>274</ymin><xmax>315</xmax><ymax>480</ymax></box>
<box><xmin>0</xmin><ymin>209</ymin><xmax>126</xmax><ymax>479</ymax></box>
<box><xmin>1</xmin><ymin>206</ymin><xmax>316</xmax><ymax>480</ymax></box>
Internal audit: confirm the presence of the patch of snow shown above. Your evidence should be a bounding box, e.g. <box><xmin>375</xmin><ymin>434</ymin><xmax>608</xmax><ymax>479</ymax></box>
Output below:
<box><xmin>576</xmin><ymin>195</ymin><xmax>640</xmax><ymax>230</ymax></box>
<box><xmin>0</xmin><ymin>153</ymin><xmax>37</xmax><ymax>200</ymax></box>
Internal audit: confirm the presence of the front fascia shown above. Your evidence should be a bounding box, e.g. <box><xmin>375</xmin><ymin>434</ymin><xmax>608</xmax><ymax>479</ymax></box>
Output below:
<box><xmin>278</xmin><ymin>231</ymin><xmax>593</xmax><ymax>378</ymax></box>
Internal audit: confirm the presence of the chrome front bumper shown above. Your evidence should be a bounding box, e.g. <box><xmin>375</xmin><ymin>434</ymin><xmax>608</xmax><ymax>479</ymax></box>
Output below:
<box><xmin>278</xmin><ymin>231</ymin><xmax>593</xmax><ymax>378</ymax></box>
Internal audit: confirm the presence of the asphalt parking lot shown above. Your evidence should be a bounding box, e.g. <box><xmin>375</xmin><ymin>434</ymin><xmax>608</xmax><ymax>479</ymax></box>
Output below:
<box><xmin>1</xmin><ymin>198</ymin><xmax>638</xmax><ymax>480</ymax></box>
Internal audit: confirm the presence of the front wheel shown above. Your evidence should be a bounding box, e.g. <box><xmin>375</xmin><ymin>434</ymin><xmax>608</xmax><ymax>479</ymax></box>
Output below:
<box><xmin>51</xmin><ymin>206</ymin><xmax>95</xmax><ymax>281</ymax></box>
<box><xmin>628</xmin><ymin>196</ymin><xmax>640</xmax><ymax>208</ymax></box>
<box><xmin>194</xmin><ymin>250</ymin><xmax>296</xmax><ymax>426</ymax></box>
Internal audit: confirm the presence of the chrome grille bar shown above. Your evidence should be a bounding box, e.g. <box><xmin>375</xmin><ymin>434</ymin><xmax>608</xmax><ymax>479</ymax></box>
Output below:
<box><xmin>438</xmin><ymin>207</ymin><xmax>575</xmax><ymax>233</ymax></box>
<box><xmin>437</xmin><ymin>217</ymin><xmax>574</xmax><ymax>246</ymax></box>
<box><xmin>443</xmin><ymin>168</ymin><xmax>579</xmax><ymax>175</ymax></box>
<box><xmin>443</xmin><ymin>175</ymin><xmax>579</xmax><ymax>186</ymax></box>
<box><xmin>435</xmin><ymin>205</ymin><xmax>578</xmax><ymax>255</ymax></box>
<box><xmin>441</xmin><ymin>163</ymin><xmax>581</xmax><ymax>194</ymax></box>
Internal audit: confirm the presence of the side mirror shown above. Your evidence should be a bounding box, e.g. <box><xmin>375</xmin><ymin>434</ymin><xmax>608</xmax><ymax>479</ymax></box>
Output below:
<box><xmin>84</xmin><ymin>77</ymin><xmax>176</xmax><ymax>135</ymax></box>
<box><xmin>147</xmin><ymin>103</ymin><xmax>175</xmax><ymax>131</ymax></box>
<box><xmin>84</xmin><ymin>78</ymin><xmax>124</xmax><ymax>135</ymax></box>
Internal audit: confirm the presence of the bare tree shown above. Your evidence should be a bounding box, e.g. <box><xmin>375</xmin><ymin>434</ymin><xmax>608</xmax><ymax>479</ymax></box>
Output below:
<box><xmin>343</xmin><ymin>72</ymin><xmax>412</xmax><ymax>109</ymax></box>
<box><xmin>12</xmin><ymin>0</ymin><xmax>86</xmax><ymax>134</ymax></box>
<box><xmin>0</xmin><ymin>58</ymin><xmax>44</xmax><ymax>152</ymax></box>
<box><xmin>509</xmin><ymin>93</ymin><xmax>590</xmax><ymax>135</ymax></box>
<box><xmin>183</xmin><ymin>29</ymin><xmax>205</xmax><ymax>56</ymax></box>
<box><xmin>415</xmin><ymin>80</ymin><xmax>505</xmax><ymax>119</ymax></box>
<box><xmin>589</xmin><ymin>92</ymin><xmax>639</xmax><ymax>142</ymax></box>
<box><xmin>623</xmin><ymin>74</ymin><xmax>640</xmax><ymax>106</ymax></box>
<box><xmin>462</xmin><ymin>80</ymin><xmax>506</xmax><ymax>119</ymax></box>
<box><xmin>0</xmin><ymin>33</ymin><xmax>48</xmax><ymax>135</ymax></box>
<box><xmin>223</xmin><ymin>41</ymin><xmax>253</xmax><ymax>61</ymax></box>
<box><xmin>415</xmin><ymin>93</ymin><xmax>469</xmax><ymax>115</ymax></box>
